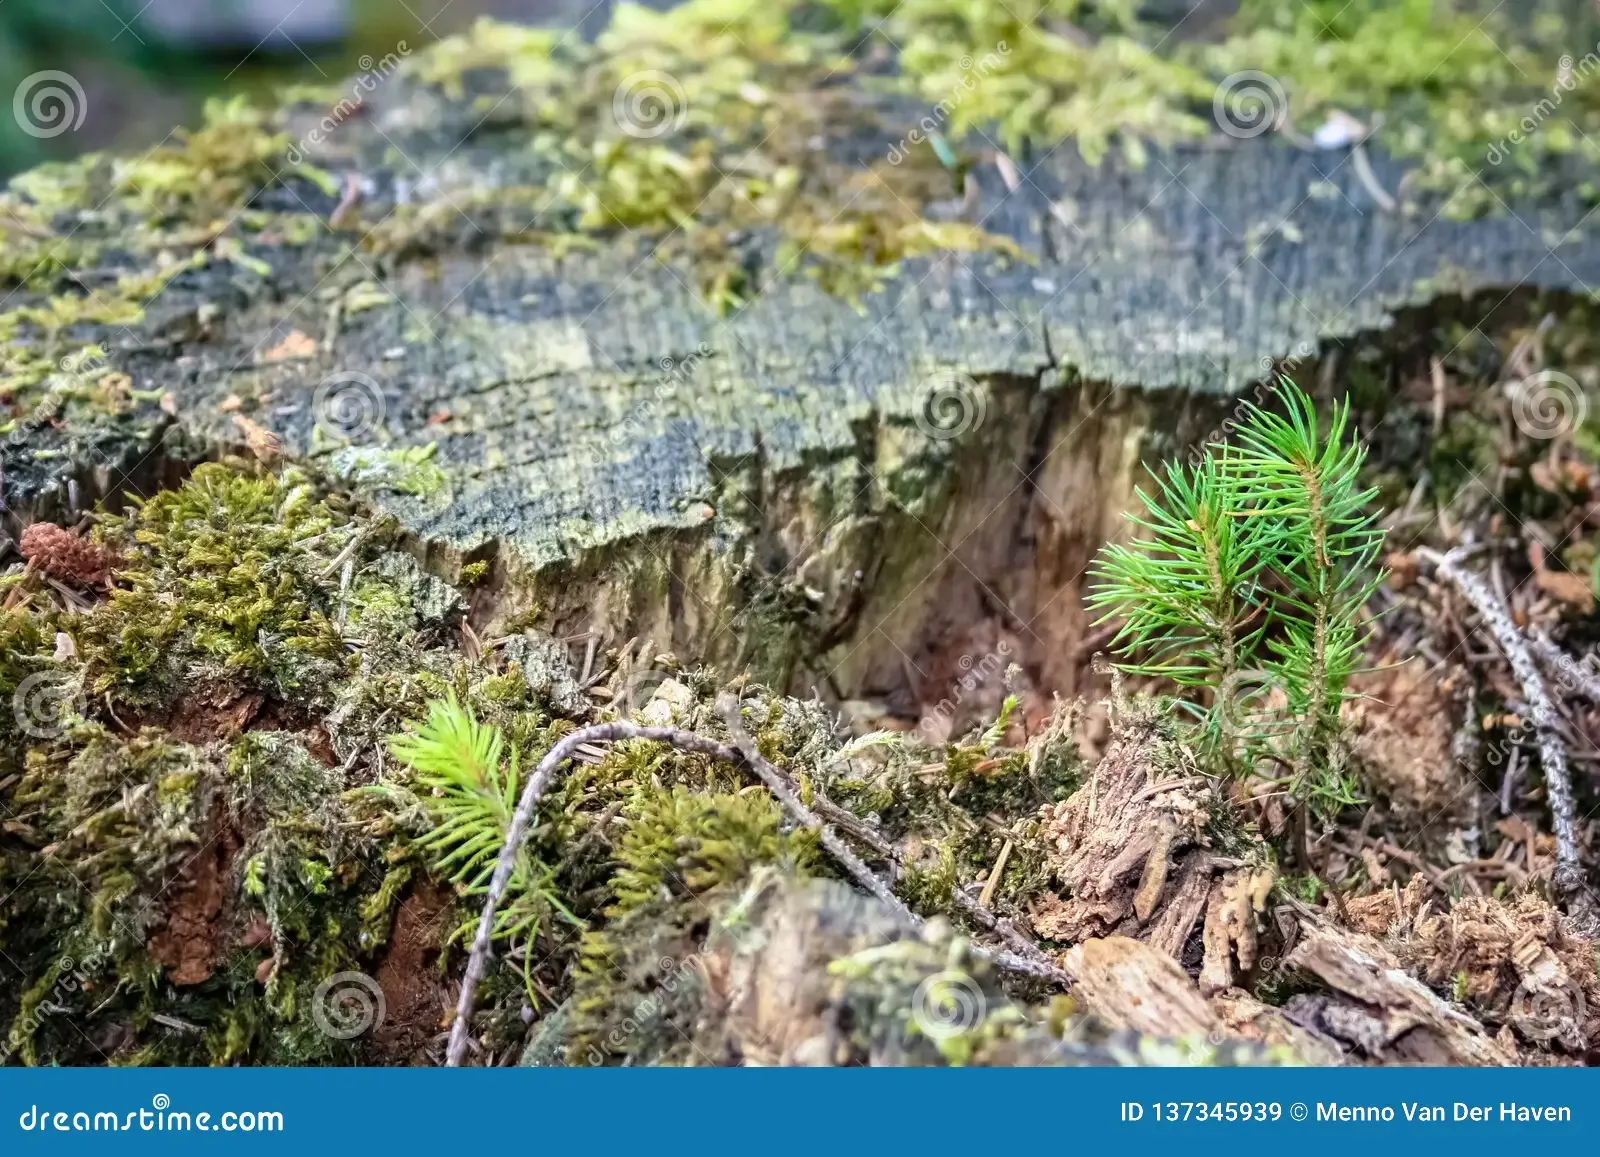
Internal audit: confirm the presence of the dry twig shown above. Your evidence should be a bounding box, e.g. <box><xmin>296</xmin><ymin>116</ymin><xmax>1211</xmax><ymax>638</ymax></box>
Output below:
<box><xmin>1417</xmin><ymin>549</ymin><xmax>1587</xmax><ymax>905</ymax></box>
<box><xmin>445</xmin><ymin>706</ymin><xmax>1066</xmax><ymax>1066</ymax></box>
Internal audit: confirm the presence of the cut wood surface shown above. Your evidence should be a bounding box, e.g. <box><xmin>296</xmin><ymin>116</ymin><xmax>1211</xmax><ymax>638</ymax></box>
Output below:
<box><xmin>8</xmin><ymin>33</ymin><xmax>1600</xmax><ymax>697</ymax></box>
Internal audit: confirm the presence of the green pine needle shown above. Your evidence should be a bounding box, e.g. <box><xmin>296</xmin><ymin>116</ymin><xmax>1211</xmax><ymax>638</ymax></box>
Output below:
<box><xmin>1089</xmin><ymin>378</ymin><xmax>1385</xmax><ymax>813</ymax></box>
<box><xmin>384</xmin><ymin>696</ymin><xmax>577</xmax><ymax>986</ymax></box>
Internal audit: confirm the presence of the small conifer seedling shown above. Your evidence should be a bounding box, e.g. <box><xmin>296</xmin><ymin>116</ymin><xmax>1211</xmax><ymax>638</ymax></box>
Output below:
<box><xmin>381</xmin><ymin>697</ymin><xmax>577</xmax><ymax>968</ymax></box>
<box><xmin>1089</xmin><ymin>380</ymin><xmax>1384</xmax><ymax>813</ymax></box>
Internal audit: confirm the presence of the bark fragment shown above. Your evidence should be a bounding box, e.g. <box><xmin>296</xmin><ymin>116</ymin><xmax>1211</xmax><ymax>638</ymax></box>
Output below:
<box><xmin>1029</xmin><ymin>712</ymin><xmax>1274</xmax><ymax>994</ymax></box>
<box><xmin>1283</xmin><ymin>922</ymin><xmax>1514</xmax><ymax>1065</ymax></box>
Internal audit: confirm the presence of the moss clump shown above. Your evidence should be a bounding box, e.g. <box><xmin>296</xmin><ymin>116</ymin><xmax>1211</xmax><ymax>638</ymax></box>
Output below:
<box><xmin>608</xmin><ymin>784</ymin><xmax>817</xmax><ymax>915</ymax></box>
<box><xmin>227</xmin><ymin>733</ymin><xmax>349</xmax><ymax>940</ymax></box>
<box><xmin>0</xmin><ymin>460</ymin><xmax>509</xmax><ymax>1065</ymax></box>
<box><xmin>80</xmin><ymin>462</ymin><xmax>349</xmax><ymax>705</ymax></box>
<box><xmin>116</xmin><ymin>97</ymin><xmax>335</xmax><ymax>224</ymax></box>
<box><xmin>0</xmin><ymin>713</ymin><xmax>425</xmax><ymax>1065</ymax></box>
<box><xmin>566</xmin><ymin>893</ymin><xmax>711</xmax><ymax>1066</ymax></box>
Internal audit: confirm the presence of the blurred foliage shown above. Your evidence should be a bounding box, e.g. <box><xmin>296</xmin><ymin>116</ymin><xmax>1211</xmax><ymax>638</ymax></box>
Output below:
<box><xmin>0</xmin><ymin>0</ymin><xmax>448</xmax><ymax>175</ymax></box>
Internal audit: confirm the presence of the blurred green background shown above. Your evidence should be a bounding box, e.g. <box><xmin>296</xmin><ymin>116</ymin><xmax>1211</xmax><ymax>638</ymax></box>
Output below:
<box><xmin>0</xmin><ymin>0</ymin><xmax>604</xmax><ymax>176</ymax></box>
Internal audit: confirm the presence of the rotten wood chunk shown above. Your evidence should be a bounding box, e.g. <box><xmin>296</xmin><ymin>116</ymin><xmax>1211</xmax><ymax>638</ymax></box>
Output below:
<box><xmin>564</xmin><ymin>874</ymin><xmax>1282</xmax><ymax>1066</ymax></box>
<box><xmin>1061</xmin><ymin>936</ymin><xmax>1221</xmax><ymax>1039</ymax></box>
<box><xmin>1061</xmin><ymin>937</ymin><xmax>1344</xmax><ymax>1066</ymax></box>
<box><xmin>1283</xmin><ymin>922</ymin><xmax>1514</xmax><ymax>1066</ymax></box>
<box><xmin>1029</xmin><ymin>712</ymin><xmax>1274</xmax><ymax>992</ymax></box>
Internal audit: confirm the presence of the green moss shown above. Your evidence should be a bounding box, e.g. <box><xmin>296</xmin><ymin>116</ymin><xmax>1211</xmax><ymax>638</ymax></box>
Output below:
<box><xmin>0</xmin><ymin>459</ymin><xmax>508</xmax><ymax>1065</ymax></box>
<box><xmin>608</xmin><ymin>783</ymin><xmax>817</xmax><ymax>915</ymax></box>
<box><xmin>322</xmin><ymin>445</ymin><xmax>448</xmax><ymax>497</ymax></box>
<box><xmin>116</xmin><ymin>96</ymin><xmax>336</xmax><ymax>223</ymax></box>
<box><xmin>79</xmin><ymin>462</ymin><xmax>349</xmax><ymax>704</ymax></box>
<box><xmin>0</xmin><ymin>720</ymin><xmax>426</xmax><ymax>1065</ymax></box>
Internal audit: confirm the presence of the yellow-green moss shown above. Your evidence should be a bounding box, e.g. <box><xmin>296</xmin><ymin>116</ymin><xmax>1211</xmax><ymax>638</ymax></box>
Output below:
<box><xmin>608</xmin><ymin>783</ymin><xmax>817</xmax><ymax>915</ymax></box>
<box><xmin>80</xmin><ymin>463</ymin><xmax>348</xmax><ymax>703</ymax></box>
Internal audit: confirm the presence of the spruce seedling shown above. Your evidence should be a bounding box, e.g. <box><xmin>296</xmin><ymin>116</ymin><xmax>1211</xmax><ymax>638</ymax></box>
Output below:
<box><xmin>382</xmin><ymin>696</ymin><xmax>576</xmax><ymax>954</ymax></box>
<box><xmin>1089</xmin><ymin>380</ymin><xmax>1383</xmax><ymax>812</ymax></box>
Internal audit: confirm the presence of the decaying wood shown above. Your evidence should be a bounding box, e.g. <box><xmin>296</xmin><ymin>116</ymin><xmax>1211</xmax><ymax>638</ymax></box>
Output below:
<box><xmin>1061</xmin><ymin>936</ymin><xmax>1224</xmax><ymax>1040</ymax></box>
<box><xmin>1029</xmin><ymin>712</ymin><xmax>1274</xmax><ymax>992</ymax></box>
<box><xmin>1211</xmin><ymin>990</ymin><xmax>1347</xmax><ymax>1066</ymax></box>
<box><xmin>1282</xmin><ymin>922</ymin><xmax>1515</xmax><ymax>1066</ymax></box>
<box><xmin>1057</xmin><ymin>936</ymin><xmax>1344</xmax><ymax>1065</ymax></box>
<box><xmin>569</xmin><ymin>874</ymin><xmax>1280</xmax><ymax>1067</ymax></box>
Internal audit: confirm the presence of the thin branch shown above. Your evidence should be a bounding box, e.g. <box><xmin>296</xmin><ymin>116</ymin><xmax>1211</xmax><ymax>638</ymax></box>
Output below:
<box><xmin>949</xmin><ymin>886</ymin><xmax>1073</xmax><ymax>987</ymax></box>
<box><xmin>445</xmin><ymin>709</ymin><xmax>1068</xmax><ymax>1066</ymax></box>
<box><xmin>447</xmin><ymin>721</ymin><xmax>730</xmax><ymax>1066</ymax></box>
<box><xmin>1418</xmin><ymin>549</ymin><xmax>1587</xmax><ymax>904</ymax></box>
<box><xmin>1529</xmin><ymin>629</ymin><xmax>1600</xmax><ymax>704</ymax></box>
<box><xmin>717</xmin><ymin>697</ymin><xmax>1071</xmax><ymax>984</ymax></box>
<box><xmin>714</xmin><ymin>695</ymin><xmax>917</xmax><ymax>923</ymax></box>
